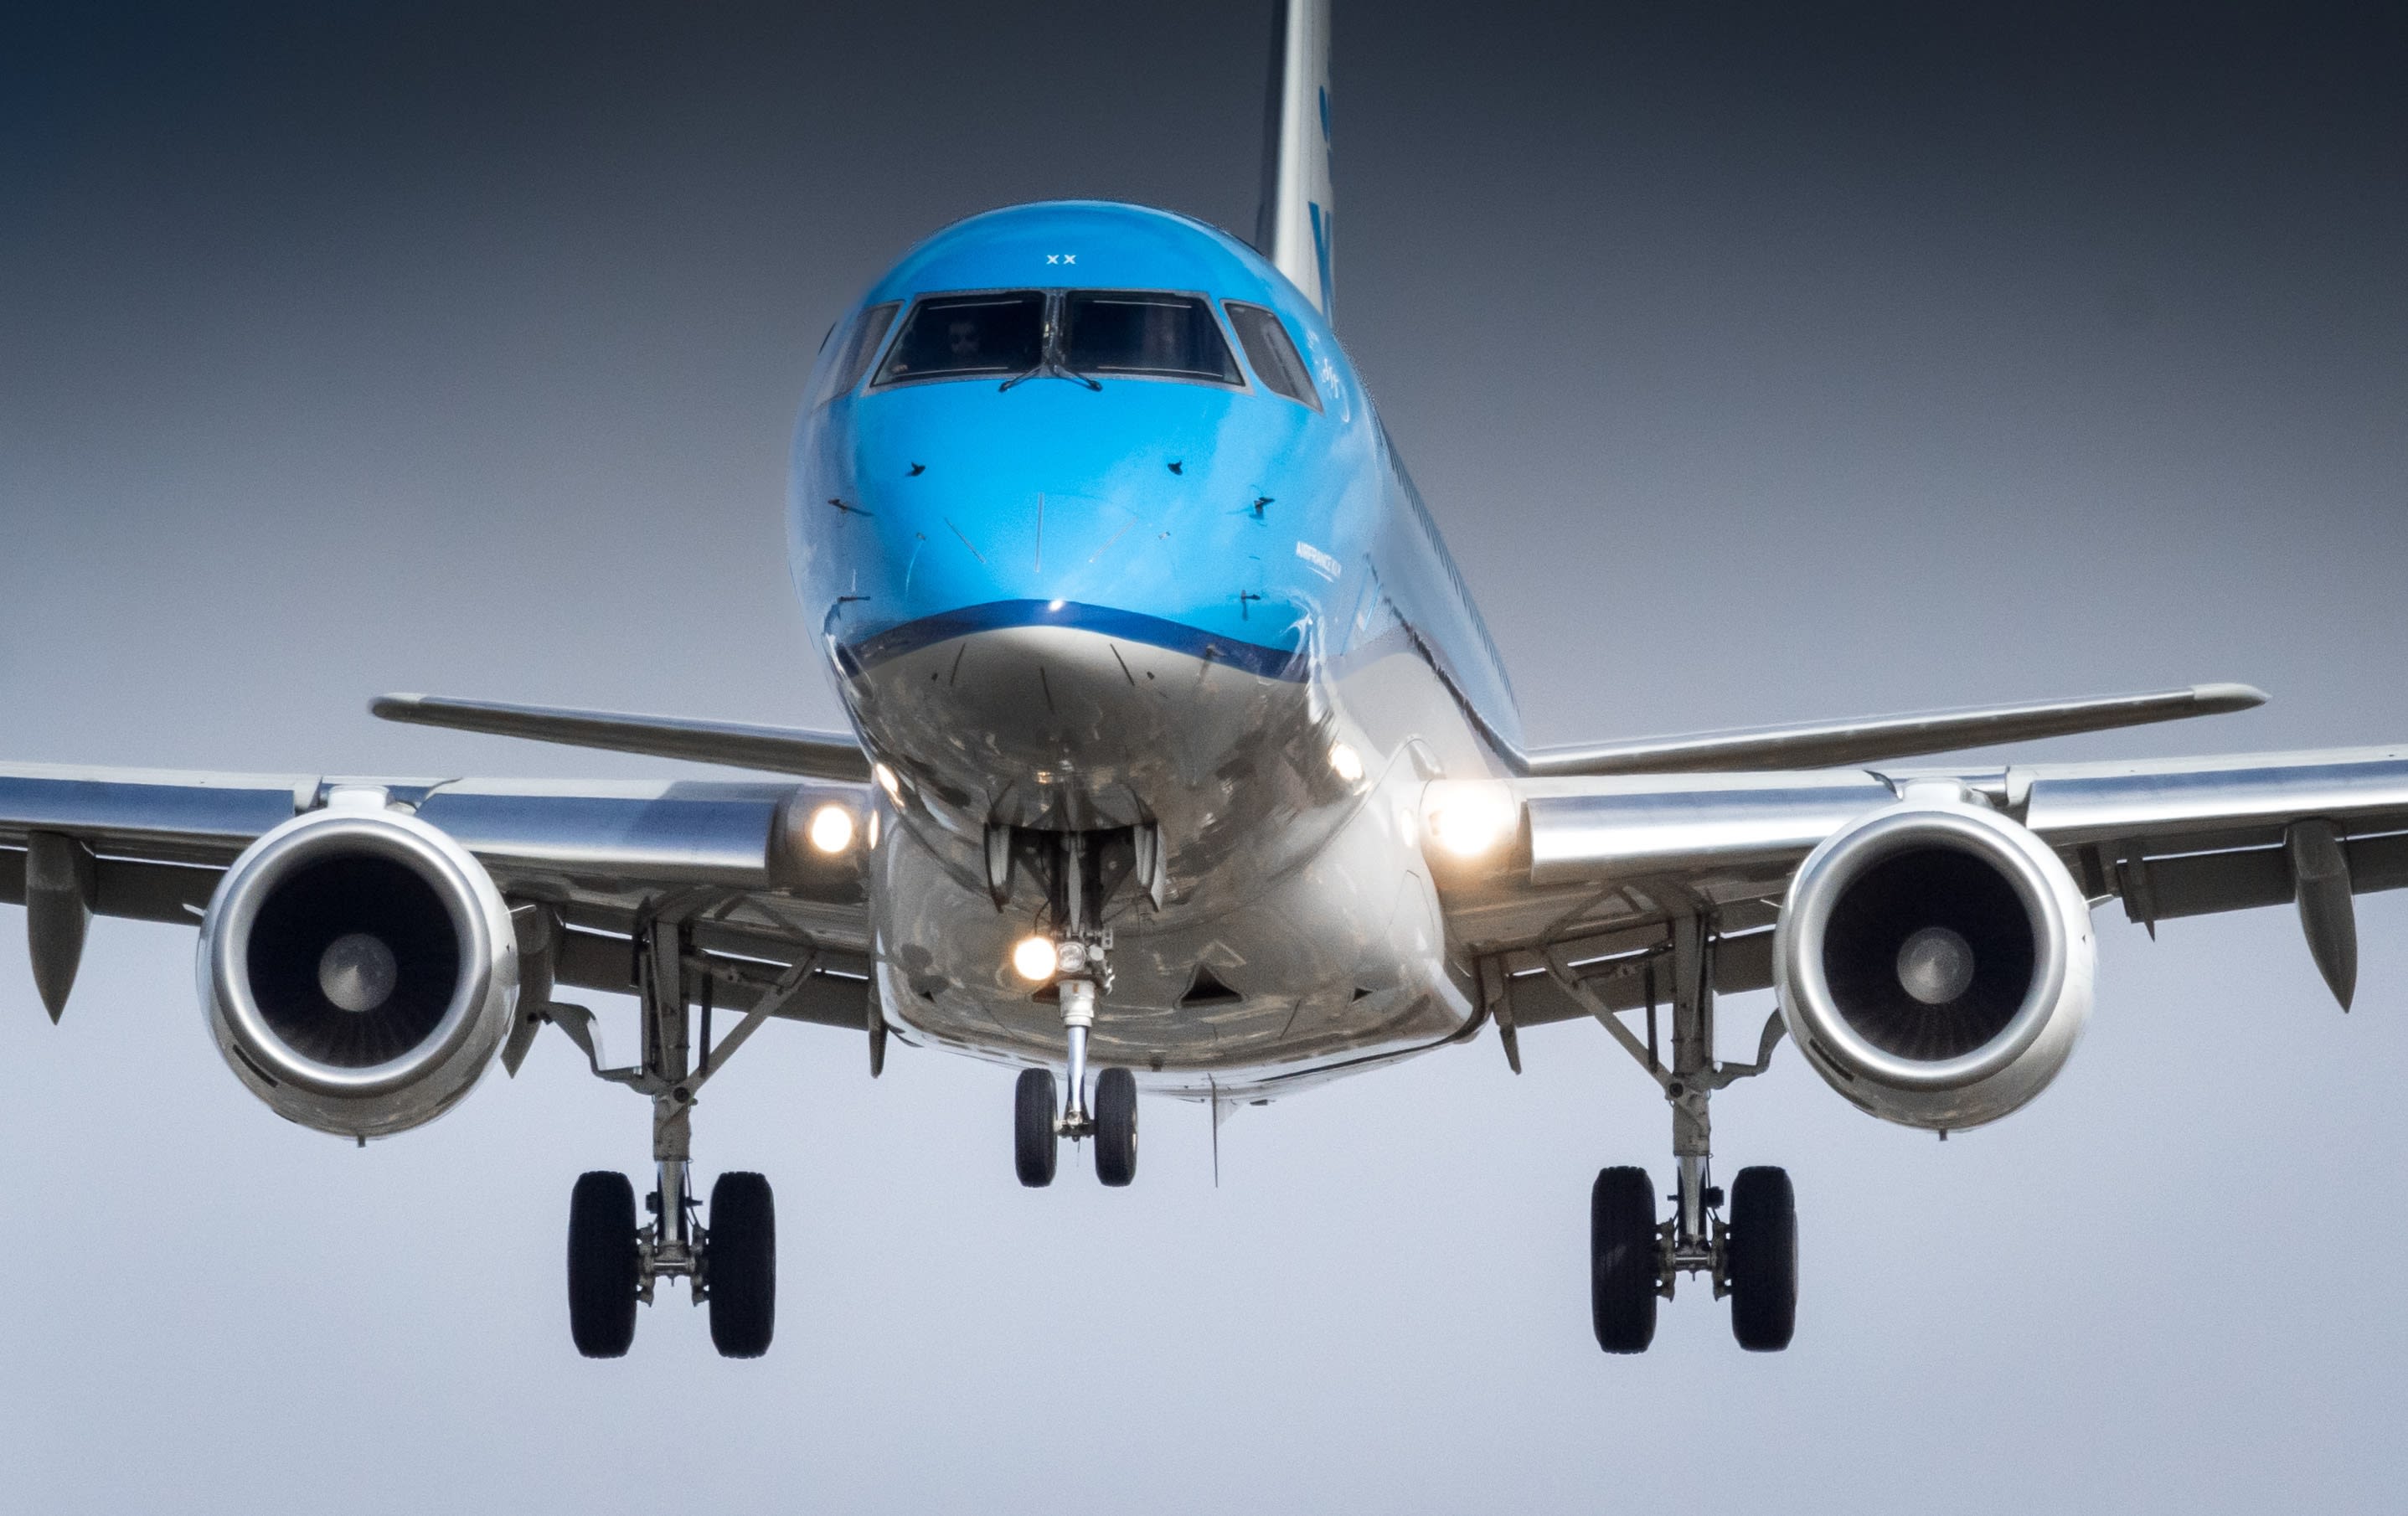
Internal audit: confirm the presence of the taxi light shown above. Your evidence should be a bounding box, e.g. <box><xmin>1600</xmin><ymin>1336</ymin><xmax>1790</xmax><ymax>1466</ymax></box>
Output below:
<box><xmin>1426</xmin><ymin>783</ymin><xmax>1517</xmax><ymax>859</ymax></box>
<box><xmin>807</xmin><ymin>803</ymin><xmax>856</xmax><ymax>855</ymax></box>
<box><xmin>1012</xmin><ymin>936</ymin><xmax>1059</xmax><ymax>982</ymax></box>
<box><xmin>1328</xmin><ymin>742</ymin><xmax>1364</xmax><ymax>784</ymax></box>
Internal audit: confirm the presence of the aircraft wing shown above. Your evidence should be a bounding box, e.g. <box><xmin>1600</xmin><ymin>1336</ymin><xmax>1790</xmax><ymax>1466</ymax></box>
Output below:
<box><xmin>0</xmin><ymin>762</ymin><xmax>877</xmax><ymax>1045</ymax></box>
<box><xmin>1434</xmin><ymin>745</ymin><xmax>2408</xmax><ymax>1041</ymax></box>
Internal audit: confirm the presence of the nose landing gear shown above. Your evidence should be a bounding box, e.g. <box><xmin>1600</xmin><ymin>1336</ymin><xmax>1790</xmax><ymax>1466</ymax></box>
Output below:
<box><xmin>1012</xmin><ymin>962</ymin><xmax>1141</xmax><ymax>1188</ymax></box>
<box><xmin>1009</xmin><ymin>832</ymin><xmax>1140</xmax><ymax>1189</ymax></box>
<box><xmin>1015</xmin><ymin>1067</ymin><xmax>1059</xmax><ymax>1185</ymax></box>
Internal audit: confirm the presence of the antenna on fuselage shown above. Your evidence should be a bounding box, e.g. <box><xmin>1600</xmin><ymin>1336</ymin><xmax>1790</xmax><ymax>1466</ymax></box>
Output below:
<box><xmin>1209</xmin><ymin>1075</ymin><xmax>1225</xmax><ymax>1187</ymax></box>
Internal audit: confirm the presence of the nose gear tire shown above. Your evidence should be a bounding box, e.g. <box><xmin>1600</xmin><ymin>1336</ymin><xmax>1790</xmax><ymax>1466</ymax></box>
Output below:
<box><xmin>1014</xmin><ymin>1067</ymin><xmax>1059</xmax><ymax>1187</ymax></box>
<box><xmin>706</xmin><ymin>1171</ymin><xmax>776</xmax><ymax>1359</ymax></box>
<box><xmin>567</xmin><ymin>1171</ymin><xmax>639</xmax><ymax>1359</ymax></box>
<box><xmin>1093</xmin><ymin>1067</ymin><xmax>1138</xmax><ymax>1187</ymax></box>
<box><xmin>1726</xmin><ymin>1166</ymin><xmax>1797</xmax><ymax>1351</ymax></box>
<box><xmin>1590</xmin><ymin>1166</ymin><xmax>1659</xmax><ymax>1354</ymax></box>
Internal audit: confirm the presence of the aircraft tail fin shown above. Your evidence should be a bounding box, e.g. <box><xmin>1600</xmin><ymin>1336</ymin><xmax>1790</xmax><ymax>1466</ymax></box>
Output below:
<box><xmin>1253</xmin><ymin>0</ymin><xmax>1335</xmax><ymax>318</ymax></box>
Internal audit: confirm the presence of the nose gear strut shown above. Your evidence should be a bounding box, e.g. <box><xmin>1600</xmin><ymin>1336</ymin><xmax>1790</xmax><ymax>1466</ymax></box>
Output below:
<box><xmin>1011</xmin><ymin>830</ymin><xmax>1139</xmax><ymax>1187</ymax></box>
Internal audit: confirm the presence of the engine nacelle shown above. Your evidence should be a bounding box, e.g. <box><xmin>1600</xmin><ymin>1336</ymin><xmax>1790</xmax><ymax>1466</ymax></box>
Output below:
<box><xmin>1774</xmin><ymin>794</ymin><xmax>2093</xmax><ymax>1132</ymax></box>
<box><xmin>199</xmin><ymin>797</ymin><xmax>518</xmax><ymax>1139</ymax></box>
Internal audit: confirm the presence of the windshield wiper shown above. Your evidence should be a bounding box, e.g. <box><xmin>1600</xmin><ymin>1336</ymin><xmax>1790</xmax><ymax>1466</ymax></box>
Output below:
<box><xmin>998</xmin><ymin>358</ymin><xmax>1101</xmax><ymax>393</ymax></box>
<box><xmin>998</xmin><ymin>298</ymin><xmax>1102</xmax><ymax>391</ymax></box>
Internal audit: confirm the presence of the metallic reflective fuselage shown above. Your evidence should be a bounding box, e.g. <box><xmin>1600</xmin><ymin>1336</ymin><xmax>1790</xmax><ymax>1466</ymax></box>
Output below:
<box><xmin>791</xmin><ymin>203</ymin><xmax>1521</xmax><ymax>1095</ymax></box>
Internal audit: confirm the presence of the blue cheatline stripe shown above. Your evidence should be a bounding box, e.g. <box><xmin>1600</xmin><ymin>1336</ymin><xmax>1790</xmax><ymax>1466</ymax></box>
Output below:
<box><xmin>838</xmin><ymin>600</ymin><xmax>1307</xmax><ymax>682</ymax></box>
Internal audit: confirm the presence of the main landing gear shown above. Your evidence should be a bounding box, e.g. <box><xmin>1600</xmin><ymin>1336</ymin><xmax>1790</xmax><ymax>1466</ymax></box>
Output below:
<box><xmin>1545</xmin><ymin>914</ymin><xmax>1797</xmax><ymax>1352</ymax></box>
<box><xmin>544</xmin><ymin>915</ymin><xmax>798</xmax><ymax>1359</ymax></box>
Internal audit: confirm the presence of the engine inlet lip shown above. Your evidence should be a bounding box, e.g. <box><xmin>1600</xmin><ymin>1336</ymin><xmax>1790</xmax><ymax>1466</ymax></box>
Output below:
<box><xmin>203</xmin><ymin>811</ymin><xmax>498</xmax><ymax>1100</ymax></box>
<box><xmin>1776</xmin><ymin>802</ymin><xmax>2070</xmax><ymax>1093</ymax></box>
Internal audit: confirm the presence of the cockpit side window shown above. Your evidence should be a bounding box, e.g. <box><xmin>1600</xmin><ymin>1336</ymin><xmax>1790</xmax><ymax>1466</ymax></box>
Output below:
<box><xmin>1060</xmin><ymin>291</ymin><xmax>1241</xmax><ymax>384</ymax></box>
<box><xmin>874</xmin><ymin>291</ymin><xmax>1047</xmax><ymax>384</ymax></box>
<box><xmin>809</xmin><ymin>301</ymin><xmax>900</xmax><ymax>408</ymax></box>
<box><xmin>1222</xmin><ymin>301</ymin><xmax>1322</xmax><ymax>411</ymax></box>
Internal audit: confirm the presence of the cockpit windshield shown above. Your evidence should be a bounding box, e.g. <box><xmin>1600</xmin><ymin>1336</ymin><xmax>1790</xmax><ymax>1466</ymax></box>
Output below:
<box><xmin>871</xmin><ymin>289</ymin><xmax>1243</xmax><ymax>389</ymax></box>
<box><xmin>1060</xmin><ymin>291</ymin><xmax>1240</xmax><ymax>384</ymax></box>
<box><xmin>875</xmin><ymin>291</ymin><xmax>1046</xmax><ymax>383</ymax></box>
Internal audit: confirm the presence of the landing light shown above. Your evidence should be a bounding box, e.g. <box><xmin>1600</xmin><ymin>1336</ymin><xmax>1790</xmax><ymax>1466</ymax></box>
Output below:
<box><xmin>1426</xmin><ymin>783</ymin><xmax>1518</xmax><ymax>859</ymax></box>
<box><xmin>1328</xmin><ymin>742</ymin><xmax>1364</xmax><ymax>784</ymax></box>
<box><xmin>1012</xmin><ymin>936</ymin><xmax>1059</xmax><ymax>982</ymax></box>
<box><xmin>807</xmin><ymin>803</ymin><xmax>856</xmax><ymax>855</ymax></box>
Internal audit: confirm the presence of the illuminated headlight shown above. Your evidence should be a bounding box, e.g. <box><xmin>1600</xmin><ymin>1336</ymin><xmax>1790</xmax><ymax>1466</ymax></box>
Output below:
<box><xmin>807</xmin><ymin>803</ymin><xmax>856</xmax><ymax>855</ymax></box>
<box><xmin>1328</xmin><ymin>742</ymin><xmax>1364</xmax><ymax>784</ymax></box>
<box><xmin>873</xmin><ymin>761</ymin><xmax>903</xmax><ymax>802</ymax></box>
<box><xmin>1425</xmin><ymin>781</ymin><xmax>1518</xmax><ymax>859</ymax></box>
<box><xmin>1012</xmin><ymin>936</ymin><xmax>1059</xmax><ymax>982</ymax></box>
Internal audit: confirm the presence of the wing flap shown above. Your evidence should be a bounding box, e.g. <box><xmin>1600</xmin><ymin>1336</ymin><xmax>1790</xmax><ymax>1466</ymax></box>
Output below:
<box><xmin>2136</xmin><ymin>843</ymin><xmax>2296</xmax><ymax>920</ymax></box>
<box><xmin>0</xmin><ymin>848</ymin><xmax>218</xmax><ymax>925</ymax></box>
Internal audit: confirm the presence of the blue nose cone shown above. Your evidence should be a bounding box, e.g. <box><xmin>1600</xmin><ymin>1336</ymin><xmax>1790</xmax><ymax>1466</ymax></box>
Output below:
<box><xmin>809</xmin><ymin>375</ymin><xmax>1323</xmax><ymax>683</ymax></box>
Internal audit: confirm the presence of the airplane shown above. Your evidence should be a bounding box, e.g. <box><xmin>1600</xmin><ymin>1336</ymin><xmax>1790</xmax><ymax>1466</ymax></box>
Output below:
<box><xmin>6</xmin><ymin>0</ymin><xmax>2403</xmax><ymax>1362</ymax></box>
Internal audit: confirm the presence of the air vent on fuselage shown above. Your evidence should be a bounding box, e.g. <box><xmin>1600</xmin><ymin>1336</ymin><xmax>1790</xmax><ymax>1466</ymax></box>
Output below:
<box><xmin>1180</xmin><ymin>966</ymin><xmax>1242</xmax><ymax>1008</ymax></box>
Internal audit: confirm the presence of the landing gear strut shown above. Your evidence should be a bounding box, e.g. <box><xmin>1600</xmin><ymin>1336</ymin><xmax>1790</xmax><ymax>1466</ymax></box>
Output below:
<box><xmin>1551</xmin><ymin>912</ymin><xmax>1796</xmax><ymax>1352</ymax></box>
<box><xmin>1012</xmin><ymin>832</ymin><xmax>1139</xmax><ymax>1189</ymax></box>
<box><xmin>546</xmin><ymin>915</ymin><xmax>803</xmax><ymax>1359</ymax></box>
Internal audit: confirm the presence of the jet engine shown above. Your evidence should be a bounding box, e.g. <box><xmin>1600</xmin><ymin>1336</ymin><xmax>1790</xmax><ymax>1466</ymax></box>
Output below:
<box><xmin>198</xmin><ymin>797</ymin><xmax>518</xmax><ymax>1139</ymax></box>
<box><xmin>1773</xmin><ymin>792</ymin><xmax>2093</xmax><ymax>1132</ymax></box>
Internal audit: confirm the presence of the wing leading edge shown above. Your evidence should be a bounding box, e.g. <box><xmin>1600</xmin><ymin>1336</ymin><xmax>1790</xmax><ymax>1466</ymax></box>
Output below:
<box><xmin>1440</xmin><ymin>742</ymin><xmax>2408</xmax><ymax>1034</ymax></box>
<box><xmin>0</xmin><ymin>763</ymin><xmax>876</xmax><ymax>1034</ymax></box>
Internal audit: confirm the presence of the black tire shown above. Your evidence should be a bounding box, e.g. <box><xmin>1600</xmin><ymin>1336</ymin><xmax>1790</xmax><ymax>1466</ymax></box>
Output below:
<box><xmin>567</xmin><ymin>1171</ymin><xmax>639</xmax><ymax>1359</ymax></box>
<box><xmin>1014</xmin><ymin>1067</ymin><xmax>1058</xmax><ymax>1187</ymax></box>
<box><xmin>1591</xmin><ymin>1166</ymin><xmax>1659</xmax><ymax>1354</ymax></box>
<box><xmin>1093</xmin><ymin>1067</ymin><xmax>1138</xmax><ymax>1187</ymax></box>
<box><xmin>1727</xmin><ymin>1165</ymin><xmax>1797</xmax><ymax>1352</ymax></box>
<box><xmin>707</xmin><ymin>1171</ymin><xmax>776</xmax><ymax>1359</ymax></box>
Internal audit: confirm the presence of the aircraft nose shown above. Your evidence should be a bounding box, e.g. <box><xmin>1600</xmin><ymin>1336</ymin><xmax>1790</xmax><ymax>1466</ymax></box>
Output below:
<box><xmin>870</xmin><ymin>485</ymin><xmax>1176</xmax><ymax>628</ymax></box>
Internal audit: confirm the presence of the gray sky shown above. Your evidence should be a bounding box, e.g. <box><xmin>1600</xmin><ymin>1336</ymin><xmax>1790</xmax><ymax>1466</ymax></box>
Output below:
<box><xmin>3</xmin><ymin>4</ymin><xmax>2406</xmax><ymax>1511</ymax></box>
